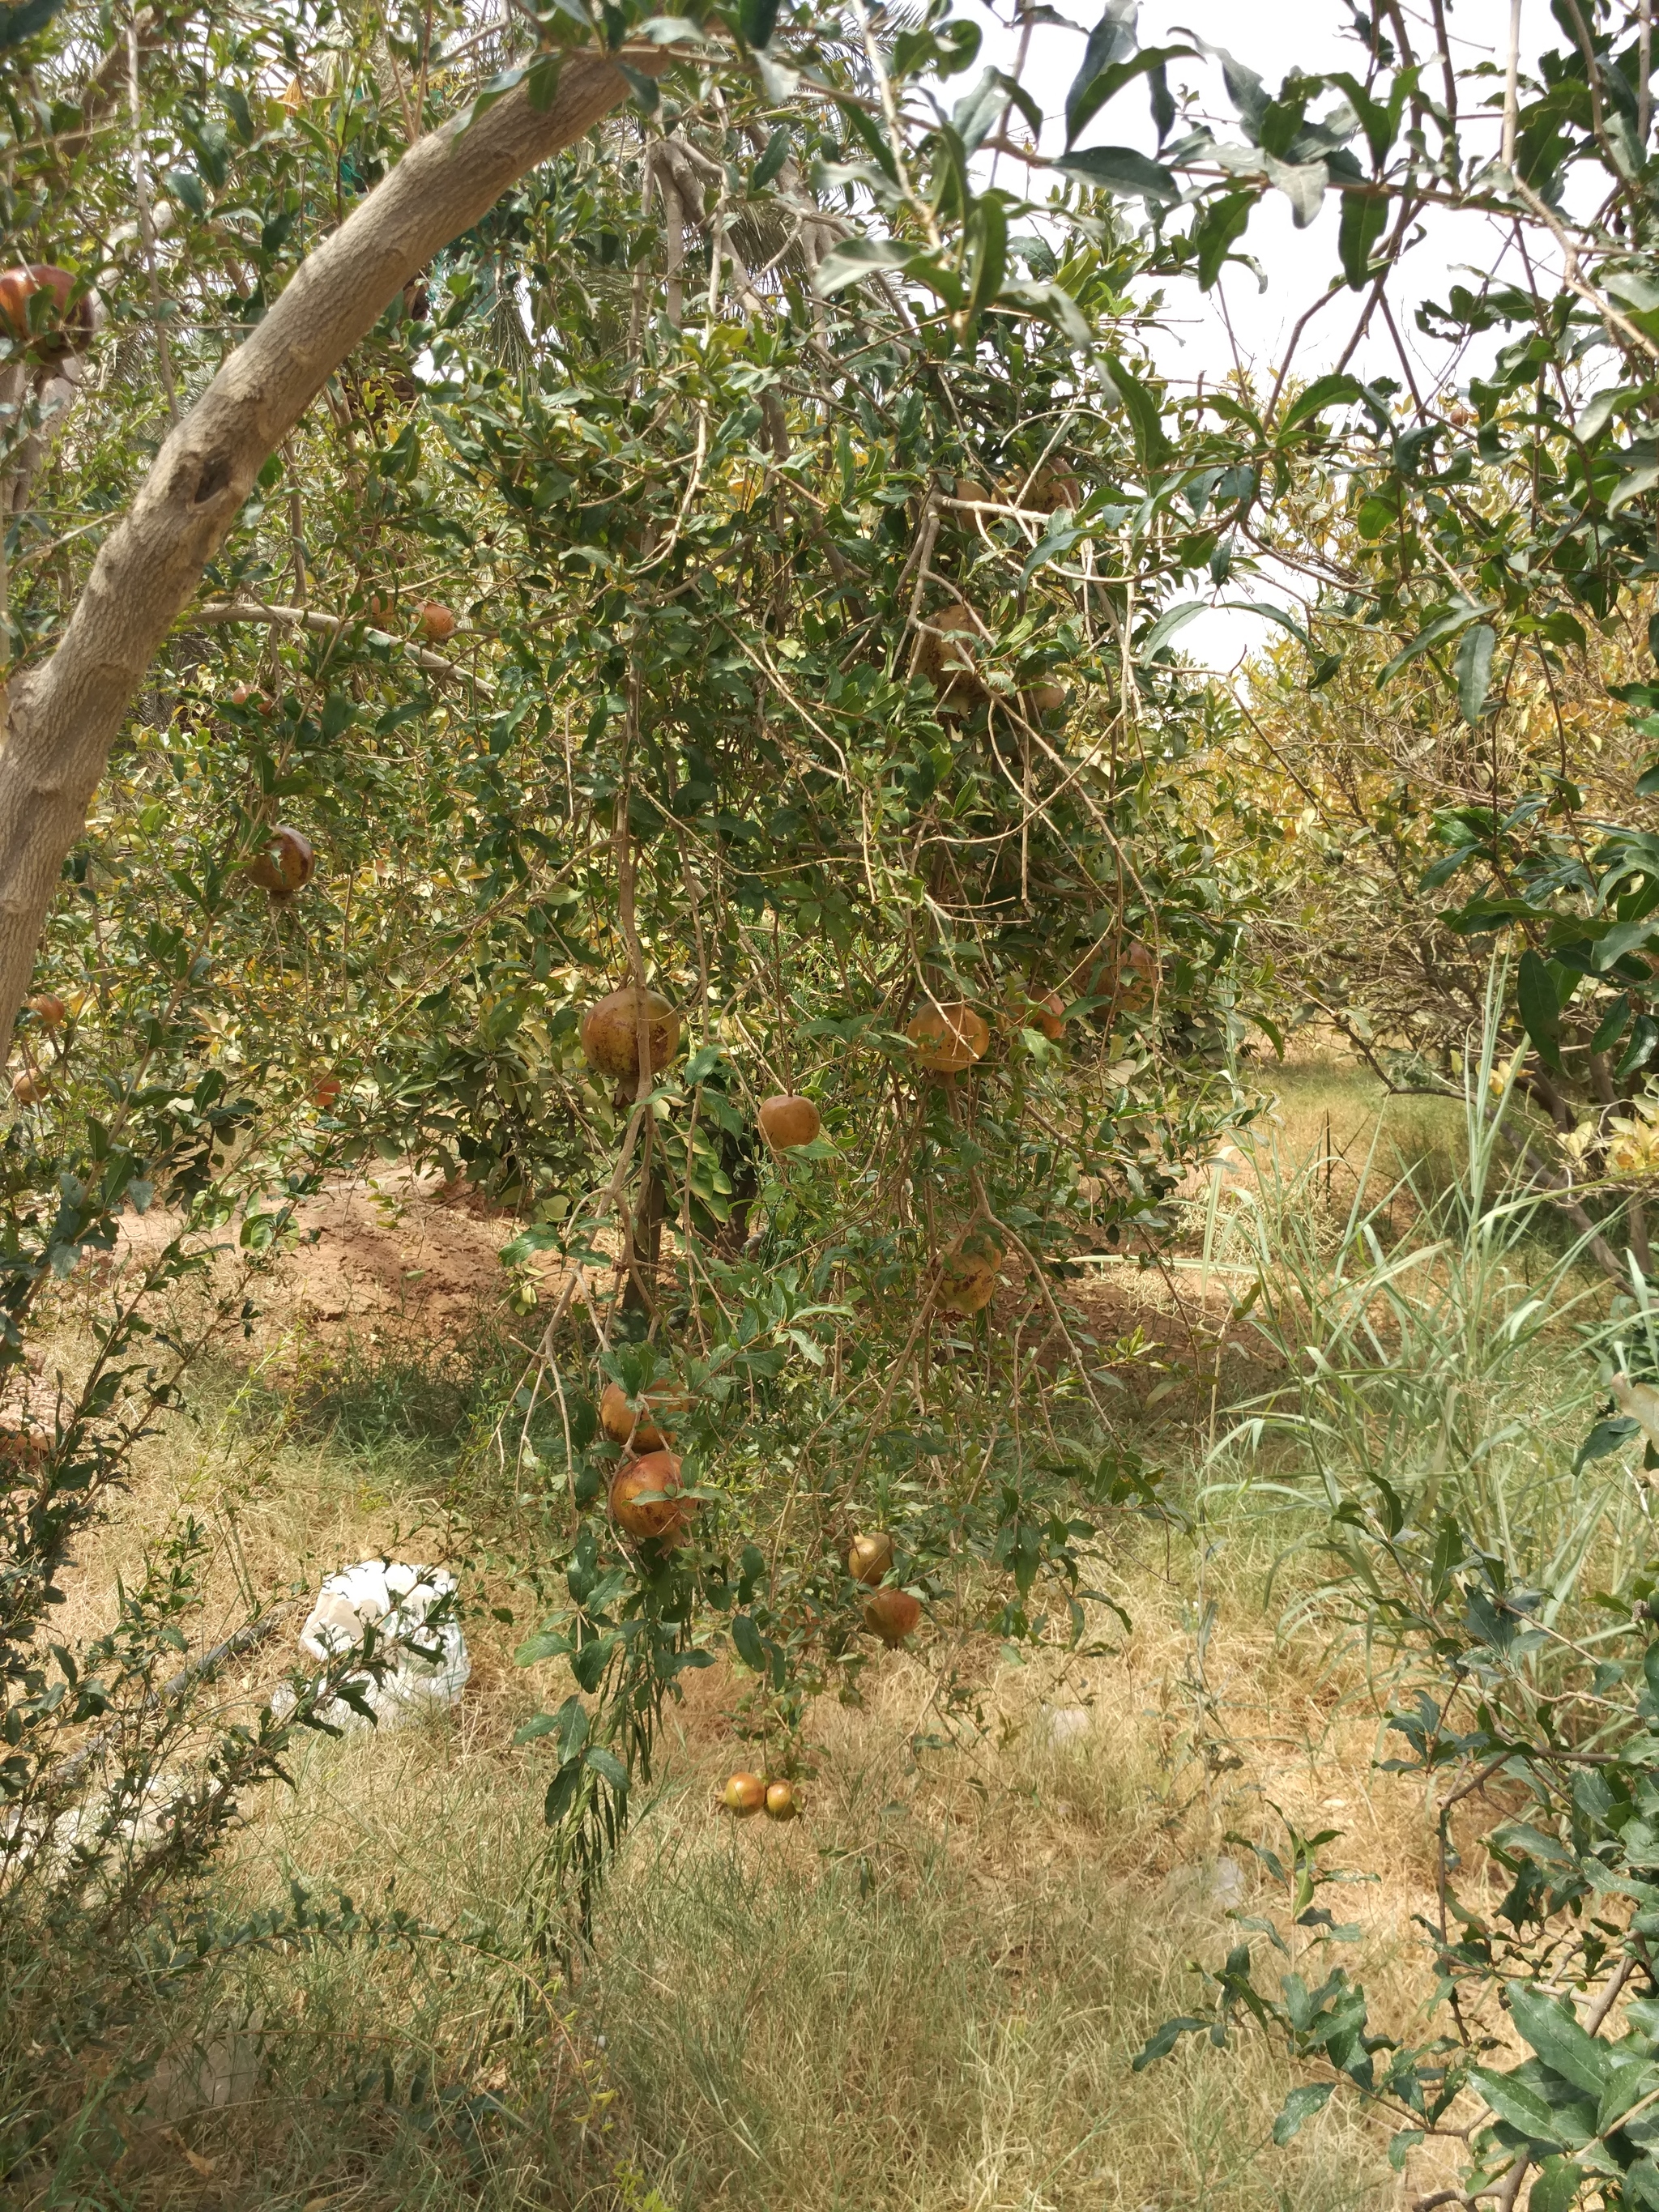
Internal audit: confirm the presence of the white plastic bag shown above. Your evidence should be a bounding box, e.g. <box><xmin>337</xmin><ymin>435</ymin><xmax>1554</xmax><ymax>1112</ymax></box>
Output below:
<box><xmin>275</xmin><ymin>1560</ymin><xmax>470</xmax><ymax>1733</ymax></box>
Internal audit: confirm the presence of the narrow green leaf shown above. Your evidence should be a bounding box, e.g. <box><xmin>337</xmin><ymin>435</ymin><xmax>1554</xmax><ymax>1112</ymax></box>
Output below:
<box><xmin>812</xmin><ymin>237</ymin><xmax>914</xmax><ymax>297</ymax></box>
<box><xmin>1273</xmin><ymin>2082</ymin><xmax>1335</xmax><ymax>2145</ymax></box>
<box><xmin>1456</xmin><ymin>623</ymin><xmax>1497</xmax><ymax>723</ymax></box>
<box><xmin>1053</xmin><ymin>146</ymin><xmax>1180</xmax><ymax>206</ymax></box>
<box><xmin>1517</xmin><ymin>949</ymin><xmax>1564</xmax><ymax>1072</ymax></box>
<box><xmin>1337</xmin><ymin>190</ymin><xmax>1388</xmax><ymax>288</ymax></box>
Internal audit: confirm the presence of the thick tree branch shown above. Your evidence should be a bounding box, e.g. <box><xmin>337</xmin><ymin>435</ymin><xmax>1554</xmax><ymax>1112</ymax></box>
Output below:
<box><xmin>0</xmin><ymin>44</ymin><xmax>666</xmax><ymax>1060</ymax></box>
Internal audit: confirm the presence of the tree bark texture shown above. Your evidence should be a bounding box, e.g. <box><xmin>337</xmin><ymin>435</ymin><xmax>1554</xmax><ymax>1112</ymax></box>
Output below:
<box><xmin>0</xmin><ymin>45</ymin><xmax>664</xmax><ymax>1062</ymax></box>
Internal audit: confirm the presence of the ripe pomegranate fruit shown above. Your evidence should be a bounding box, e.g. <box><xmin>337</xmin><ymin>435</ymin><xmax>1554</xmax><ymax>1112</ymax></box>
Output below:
<box><xmin>599</xmin><ymin>1379</ymin><xmax>688</xmax><ymax>1451</ymax></box>
<box><xmin>1027</xmin><ymin>681</ymin><xmax>1066</xmax><ymax>716</ymax></box>
<box><xmin>1014</xmin><ymin>990</ymin><xmax>1065</xmax><ymax>1041</ymax></box>
<box><xmin>245</xmin><ymin>825</ymin><xmax>314</xmax><ymax>895</ymax></box>
<box><xmin>847</xmin><ymin>1532</ymin><xmax>895</xmax><ymax>1586</ymax></box>
<box><xmin>608</xmin><ymin>1450</ymin><xmax>691</xmax><ymax>1544</ymax></box>
<box><xmin>27</xmin><ymin>994</ymin><xmax>66</xmax><ymax>1029</ymax></box>
<box><xmin>864</xmin><ymin>1588</ymin><xmax>921</xmax><ymax>1646</ymax></box>
<box><xmin>721</xmin><ymin>1771</ymin><xmax>766</xmax><ymax>1816</ymax></box>
<box><xmin>915</xmin><ymin>604</ymin><xmax>984</xmax><ymax>712</ymax></box>
<box><xmin>1030</xmin><ymin>458</ymin><xmax>1083</xmax><ymax>513</ymax></box>
<box><xmin>758</xmin><ymin>1093</ymin><xmax>820</xmax><ymax>1150</ymax></box>
<box><xmin>940</xmin><ymin>1225</ymin><xmax>1004</xmax><ymax>1315</ymax></box>
<box><xmin>764</xmin><ymin>1780</ymin><xmax>799</xmax><ymax>1821</ymax></box>
<box><xmin>0</xmin><ymin>265</ymin><xmax>91</xmax><ymax>360</ymax></box>
<box><xmin>13</xmin><ymin>1075</ymin><xmax>49</xmax><ymax>1105</ymax></box>
<box><xmin>415</xmin><ymin>599</ymin><xmax>456</xmax><ymax>643</ymax></box>
<box><xmin>581</xmin><ymin>987</ymin><xmax>680</xmax><ymax>1081</ymax></box>
<box><xmin>312</xmin><ymin>1075</ymin><xmax>343</xmax><ymax>1110</ymax></box>
<box><xmin>1118</xmin><ymin>938</ymin><xmax>1158</xmax><ymax>1010</ymax></box>
<box><xmin>906</xmin><ymin>1000</ymin><xmax>989</xmax><ymax>1073</ymax></box>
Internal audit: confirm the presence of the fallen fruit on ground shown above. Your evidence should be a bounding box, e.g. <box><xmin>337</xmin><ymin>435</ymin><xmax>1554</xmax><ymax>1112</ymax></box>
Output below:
<box><xmin>721</xmin><ymin>1771</ymin><xmax>766</xmax><ymax>1816</ymax></box>
<box><xmin>581</xmin><ymin>987</ymin><xmax>680</xmax><ymax>1081</ymax></box>
<box><xmin>245</xmin><ymin>826</ymin><xmax>315</xmax><ymax>896</ymax></box>
<box><xmin>27</xmin><ymin>995</ymin><xmax>66</xmax><ymax>1029</ymax></box>
<box><xmin>764</xmin><ymin>1780</ymin><xmax>798</xmax><ymax>1821</ymax></box>
<box><xmin>415</xmin><ymin>599</ymin><xmax>456</xmax><ymax>642</ymax></box>
<box><xmin>608</xmin><ymin>1451</ymin><xmax>691</xmax><ymax>1544</ymax></box>
<box><xmin>864</xmin><ymin>1588</ymin><xmax>922</xmax><ymax>1646</ymax></box>
<box><xmin>906</xmin><ymin>1000</ymin><xmax>989</xmax><ymax>1073</ymax></box>
<box><xmin>847</xmin><ymin>1531</ymin><xmax>895</xmax><ymax>1585</ymax></box>
<box><xmin>758</xmin><ymin>1093</ymin><xmax>820</xmax><ymax>1149</ymax></box>
<box><xmin>599</xmin><ymin>1379</ymin><xmax>689</xmax><ymax>1451</ymax></box>
<box><xmin>940</xmin><ymin>1225</ymin><xmax>1004</xmax><ymax>1315</ymax></box>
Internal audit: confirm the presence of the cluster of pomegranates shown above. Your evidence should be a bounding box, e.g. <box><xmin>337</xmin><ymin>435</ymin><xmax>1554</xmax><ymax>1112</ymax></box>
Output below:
<box><xmin>580</xmin><ymin>985</ymin><xmax>821</xmax><ymax>1153</ymax></box>
<box><xmin>714</xmin><ymin>1527</ymin><xmax>921</xmax><ymax>1826</ymax></box>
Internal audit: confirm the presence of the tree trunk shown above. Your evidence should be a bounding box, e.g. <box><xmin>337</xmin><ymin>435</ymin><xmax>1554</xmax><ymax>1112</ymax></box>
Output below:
<box><xmin>0</xmin><ymin>44</ymin><xmax>666</xmax><ymax>1062</ymax></box>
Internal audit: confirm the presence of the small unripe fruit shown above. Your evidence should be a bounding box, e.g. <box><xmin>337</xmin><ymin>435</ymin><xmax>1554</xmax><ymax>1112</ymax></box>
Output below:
<box><xmin>245</xmin><ymin>825</ymin><xmax>314</xmax><ymax>896</ymax></box>
<box><xmin>581</xmin><ymin>987</ymin><xmax>680</xmax><ymax>1082</ymax></box>
<box><xmin>864</xmin><ymin>1588</ymin><xmax>922</xmax><ymax>1647</ymax></box>
<box><xmin>722</xmin><ymin>1771</ymin><xmax>766</xmax><ymax>1816</ymax></box>
<box><xmin>847</xmin><ymin>1532</ymin><xmax>895</xmax><ymax>1586</ymax></box>
<box><xmin>599</xmin><ymin>1379</ymin><xmax>688</xmax><ymax>1452</ymax></box>
<box><xmin>906</xmin><ymin>1001</ymin><xmax>989</xmax><ymax>1074</ymax></box>
<box><xmin>27</xmin><ymin>994</ymin><xmax>66</xmax><ymax>1029</ymax></box>
<box><xmin>415</xmin><ymin>599</ymin><xmax>456</xmax><ymax>643</ymax></box>
<box><xmin>764</xmin><ymin>1779</ymin><xmax>798</xmax><ymax>1821</ymax></box>
<box><xmin>758</xmin><ymin>1093</ymin><xmax>820</xmax><ymax>1150</ymax></box>
<box><xmin>608</xmin><ymin>1450</ymin><xmax>691</xmax><ymax>1545</ymax></box>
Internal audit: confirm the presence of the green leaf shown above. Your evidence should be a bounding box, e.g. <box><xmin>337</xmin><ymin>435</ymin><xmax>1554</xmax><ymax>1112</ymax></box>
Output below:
<box><xmin>1610</xmin><ymin>462</ymin><xmax>1659</xmax><ymax>516</ymax></box>
<box><xmin>1278</xmin><ymin>373</ymin><xmax>1364</xmax><ymax>436</ymax></box>
<box><xmin>751</xmin><ymin>124</ymin><xmax>791</xmax><ymax>190</ymax></box>
<box><xmin>1064</xmin><ymin>0</ymin><xmax>1138</xmax><ymax>145</ymax></box>
<box><xmin>1338</xmin><ymin>190</ymin><xmax>1388</xmax><ymax>289</ymax></box>
<box><xmin>731</xmin><ymin>1612</ymin><xmax>766</xmax><ymax>1670</ymax></box>
<box><xmin>1001</xmin><ymin>279</ymin><xmax>1092</xmax><ymax>347</ymax></box>
<box><xmin>1456</xmin><ymin>623</ymin><xmax>1497</xmax><ymax>723</ymax></box>
<box><xmin>1469</xmin><ymin>2065</ymin><xmax>1578</xmax><ymax>2148</ymax></box>
<box><xmin>965</xmin><ymin>194</ymin><xmax>1009</xmax><ymax>321</ymax></box>
<box><xmin>0</xmin><ymin>0</ymin><xmax>69</xmax><ymax>48</ymax></box>
<box><xmin>1508</xmin><ymin>1986</ymin><xmax>1619</xmax><ymax>2100</ymax></box>
<box><xmin>1192</xmin><ymin>191</ymin><xmax>1252</xmax><ymax>290</ymax></box>
<box><xmin>813</xmin><ymin>237</ymin><xmax>915</xmax><ymax>297</ymax></box>
<box><xmin>1517</xmin><ymin>949</ymin><xmax>1564</xmax><ymax>1072</ymax></box>
<box><xmin>1377</xmin><ymin>604</ymin><xmax>1494</xmax><ymax>687</ymax></box>
<box><xmin>1053</xmin><ymin>147</ymin><xmax>1180</xmax><ymax>206</ymax></box>
<box><xmin>1140</xmin><ymin>600</ymin><xmax>1206</xmax><ymax>658</ymax></box>
<box><xmin>1132</xmin><ymin>2015</ymin><xmax>1211</xmax><ymax>2069</ymax></box>
<box><xmin>1529</xmin><ymin>2156</ymin><xmax>1585</xmax><ymax>2212</ymax></box>
<box><xmin>544</xmin><ymin>1758</ymin><xmax>584</xmax><ymax>1825</ymax></box>
<box><xmin>584</xmin><ymin>1744</ymin><xmax>629</xmax><ymax>1793</ymax></box>
<box><xmin>1066</xmin><ymin>44</ymin><xmax>1196</xmax><ymax>149</ymax></box>
<box><xmin>1273</xmin><ymin>2082</ymin><xmax>1335</xmax><ymax>2145</ymax></box>
<box><xmin>739</xmin><ymin>0</ymin><xmax>780</xmax><ymax>50</ymax></box>
<box><xmin>1576</xmin><ymin>1416</ymin><xmax>1640</xmax><ymax>1472</ymax></box>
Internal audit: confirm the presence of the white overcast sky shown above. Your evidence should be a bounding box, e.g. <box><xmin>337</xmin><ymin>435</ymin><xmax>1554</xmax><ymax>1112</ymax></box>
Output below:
<box><xmin>949</xmin><ymin>0</ymin><xmax>1561</xmax><ymax>667</ymax></box>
